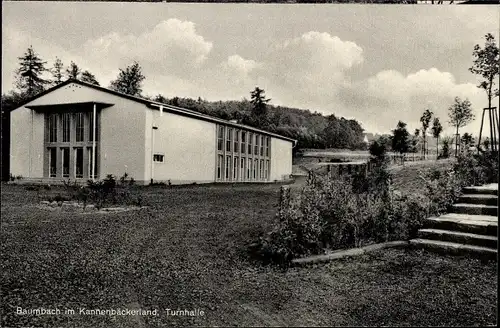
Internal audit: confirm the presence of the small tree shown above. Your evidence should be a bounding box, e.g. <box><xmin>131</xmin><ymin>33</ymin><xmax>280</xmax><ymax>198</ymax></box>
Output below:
<box><xmin>51</xmin><ymin>57</ymin><xmax>65</xmax><ymax>85</ymax></box>
<box><xmin>420</xmin><ymin>108</ymin><xmax>433</xmax><ymax>159</ymax></box>
<box><xmin>448</xmin><ymin>97</ymin><xmax>474</xmax><ymax>156</ymax></box>
<box><xmin>431</xmin><ymin>117</ymin><xmax>443</xmax><ymax>160</ymax></box>
<box><xmin>66</xmin><ymin>61</ymin><xmax>81</xmax><ymax>80</ymax></box>
<box><xmin>461</xmin><ymin>132</ymin><xmax>474</xmax><ymax>148</ymax></box>
<box><xmin>15</xmin><ymin>46</ymin><xmax>51</xmax><ymax>97</ymax></box>
<box><xmin>369</xmin><ymin>136</ymin><xmax>390</xmax><ymax>164</ymax></box>
<box><xmin>81</xmin><ymin>70</ymin><xmax>100</xmax><ymax>86</ymax></box>
<box><xmin>440</xmin><ymin>136</ymin><xmax>454</xmax><ymax>159</ymax></box>
<box><xmin>470</xmin><ymin>33</ymin><xmax>499</xmax><ymax>152</ymax></box>
<box><xmin>392</xmin><ymin>121</ymin><xmax>411</xmax><ymax>165</ymax></box>
<box><xmin>413</xmin><ymin>129</ymin><xmax>420</xmax><ymax>157</ymax></box>
<box><xmin>470</xmin><ymin>33</ymin><xmax>499</xmax><ymax>117</ymax></box>
<box><xmin>109</xmin><ymin>61</ymin><xmax>145</xmax><ymax>96</ymax></box>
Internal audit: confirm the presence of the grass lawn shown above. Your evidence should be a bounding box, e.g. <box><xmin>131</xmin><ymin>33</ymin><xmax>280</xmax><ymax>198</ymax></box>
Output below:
<box><xmin>389</xmin><ymin>159</ymin><xmax>455</xmax><ymax>195</ymax></box>
<box><xmin>1</xmin><ymin>182</ymin><xmax>496</xmax><ymax>327</ymax></box>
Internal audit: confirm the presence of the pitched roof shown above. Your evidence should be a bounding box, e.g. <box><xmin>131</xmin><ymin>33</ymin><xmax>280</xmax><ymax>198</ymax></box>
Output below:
<box><xmin>13</xmin><ymin>79</ymin><xmax>296</xmax><ymax>144</ymax></box>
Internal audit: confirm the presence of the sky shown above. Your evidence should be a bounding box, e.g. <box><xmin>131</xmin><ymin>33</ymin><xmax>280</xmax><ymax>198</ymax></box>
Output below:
<box><xmin>2</xmin><ymin>3</ymin><xmax>499</xmax><ymax>136</ymax></box>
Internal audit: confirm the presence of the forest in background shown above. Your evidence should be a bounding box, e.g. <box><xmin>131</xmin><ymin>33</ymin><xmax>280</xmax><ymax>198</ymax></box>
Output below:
<box><xmin>0</xmin><ymin>47</ymin><xmax>368</xmax><ymax>180</ymax></box>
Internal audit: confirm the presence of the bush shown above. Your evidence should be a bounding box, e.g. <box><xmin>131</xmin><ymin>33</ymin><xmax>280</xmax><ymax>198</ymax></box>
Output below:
<box><xmin>249</xmin><ymin>169</ymin><xmax>424</xmax><ymax>266</ymax></box>
<box><xmin>422</xmin><ymin>168</ymin><xmax>462</xmax><ymax>216</ymax></box>
<box><xmin>50</xmin><ymin>173</ymin><xmax>144</xmax><ymax>209</ymax></box>
<box><xmin>475</xmin><ymin>150</ymin><xmax>499</xmax><ymax>184</ymax></box>
<box><xmin>389</xmin><ymin>193</ymin><xmax>431</xmax><ymax>240</ymax></box>
<box><xmin>251</xmin><ymin>146</ymin><xmax>495</xmax><ymax>266</ymax></box>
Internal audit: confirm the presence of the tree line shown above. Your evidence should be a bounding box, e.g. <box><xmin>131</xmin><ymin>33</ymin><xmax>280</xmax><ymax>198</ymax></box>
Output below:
<box><xmin>1</xmin><ymin>46</ymin><xmax>368</xmax><ymax>179</ymax></box>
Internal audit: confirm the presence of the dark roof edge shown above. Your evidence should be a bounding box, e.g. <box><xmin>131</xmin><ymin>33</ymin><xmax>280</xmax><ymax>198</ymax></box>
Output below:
<box><xmin>14</xmin><ymin>79</ymin><xmax>296</xmax><ymax>144</ymax></box>
<box><xmin>148</xmin><ymin>103</ymin><xmax>296</xmax><ymax>143</ymax></box>
<box><xmin>10</xmin><ymin>79</ymin><xmax>152</xmax><ymax>111</ymax></box>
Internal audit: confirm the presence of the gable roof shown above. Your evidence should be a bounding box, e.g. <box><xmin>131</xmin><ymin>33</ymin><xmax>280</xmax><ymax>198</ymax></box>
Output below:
<box><xmin>13</xmin><ymin>79</ymin><xmax>296</xmax><ymax>144</ymax></box>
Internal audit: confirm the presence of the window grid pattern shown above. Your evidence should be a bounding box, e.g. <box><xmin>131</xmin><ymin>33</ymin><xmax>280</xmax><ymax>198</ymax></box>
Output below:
<box><xmin>216</xmin><ymin>124</ymin><xmax>271</xmax><ymax>183</ymax></box>
<box><xmin>45</xmin><ymin>111</ymin><xmax>99</xmax><ymax>180</ymax></box>
<box><xmin>62</xmin><ymin>113</ymin><xmax>71</xmax><ymax>142</ymax></box>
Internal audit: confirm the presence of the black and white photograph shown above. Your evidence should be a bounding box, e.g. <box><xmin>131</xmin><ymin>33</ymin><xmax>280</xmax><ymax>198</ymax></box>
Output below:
<box><xmin>1</xmin><ymin>1</ymin><xmax>499</xmax><ymax>327</ymax></box>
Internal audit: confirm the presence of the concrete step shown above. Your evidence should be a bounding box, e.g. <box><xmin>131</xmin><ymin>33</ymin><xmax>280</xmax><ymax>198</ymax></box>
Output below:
<box><xmin>451</xmin><ymin>203</ymin><xmax>498</xmax><ymax>216</ymax></box>
<box><xmin>458</xmin><ymin>194</ymin><xmax>498</xmax><ymax>206</ymax></box>
<box><xmin>417</xmin><ymin>228</ymin><xmax>497</xmax><ymax>249</ymax></box>
<box><xmin>409</xmin><ymin>239</ymin><xmax>497</xmax><ymax>260</ymax></box>
<box><xmin>462</xmin><ymin>185</ymin><xmax>498</xmax><ymax>196</ymax></box>
<box><xmin>425</xmin><ymin>214</ymin><xmax>498</xmax><ymax>236</ymax></box>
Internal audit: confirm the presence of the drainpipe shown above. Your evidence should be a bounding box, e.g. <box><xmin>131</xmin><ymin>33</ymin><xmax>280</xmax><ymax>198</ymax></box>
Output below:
<box><xmin>151</xmin><ymin>126</ymin><xmax>158</xmax><ymax>184</ymax></box>
<box><xmin>29</xmin><ymin>109</ymin><xmax>33</xmax><ymax>178</ymax></box>
<box><xmin>92</xmin><ymin>103</ymin><xmax>96</xmax><ymax>182</ymax></box>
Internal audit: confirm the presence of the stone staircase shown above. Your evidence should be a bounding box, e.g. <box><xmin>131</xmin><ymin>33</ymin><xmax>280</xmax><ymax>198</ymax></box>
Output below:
<box><xmin>410</xmin><ymin>183</ymin><xmax>498</xmax><ymax>260</ymax></box>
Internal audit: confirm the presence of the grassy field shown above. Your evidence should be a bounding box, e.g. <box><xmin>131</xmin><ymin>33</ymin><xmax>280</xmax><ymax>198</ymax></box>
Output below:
<box><xmin>390</xmin><ymin>159</ymin><xmax>455</xmax><ymax>195</ymax></box>
<box><xmin>1</xmin><ymin>180</ymin><xmax>496</xmax><ymax>327</ymax></box>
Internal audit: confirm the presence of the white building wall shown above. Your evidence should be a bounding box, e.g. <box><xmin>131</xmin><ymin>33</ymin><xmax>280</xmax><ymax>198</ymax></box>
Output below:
<box><xmin>99</xmin><ymin>101</ymin><xmax>147</xmax><ymax>183</ymax></box>
<box><xmin>12</xmin><ymin>82</ymin><xmax>148</xmax><ymax>182</ymax></box>
<box><xmin>270</xmin><ymin>138</ymin><xmax>293</xmax><ymax>181</ymax></box>
<box><xmin>10</xmin><ymin>108</ymin><xmax>44</xmax><ymax>178</ymax></box>
<box><xmin>147</xmin><ymin>110</ymin><xmax>217</xmax><ymax>184</ymax></box>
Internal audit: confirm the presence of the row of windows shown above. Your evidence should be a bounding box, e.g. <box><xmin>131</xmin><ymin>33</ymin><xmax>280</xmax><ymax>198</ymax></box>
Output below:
<box><xmin>217</xmin><ymin>125</ymin><xmax>270</xmax><ymax>157</ymax></box>
<box><xmin>217</xmin><ymin>155</ymin><xmax>270</xmax><ymax>182</ymax></box>
<box><xmin>48</xmin><ymin>147</ymin><xmax>97</xmax><ymax>179</ymax></box>
<box><xmin>47</xmin><ymin>112</ymin><xmax>98</xmax><ymax>143</ymax></box>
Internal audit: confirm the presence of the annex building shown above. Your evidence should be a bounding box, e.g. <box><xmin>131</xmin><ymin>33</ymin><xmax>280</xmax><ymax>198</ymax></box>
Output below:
<box><xmin>10</xmin><ymin>80</ymin><xmax>295</xmax><ymax>185</ymax></box>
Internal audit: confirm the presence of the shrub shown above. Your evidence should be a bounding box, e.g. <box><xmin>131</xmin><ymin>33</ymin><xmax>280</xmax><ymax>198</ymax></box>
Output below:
<box><xmin>389</xmin><ymin>193</ymin><xmax>431</xmax><ymax>240</ymax></box>
<box><xmin>251</xmin><ymin>146</ymin><xmax>495</xmax><ymax>266</ymax></box>
<box><xmin>422</xmin><ymin>168</ymin><xmax>463</xmax><ymax>216</ymax></box>
<box><xmin>475</xmin><ymin>150</ymin><xmax>499</xmax><ymax>184</ymax></box>
<box><xmin>250</xmin><ymin>171</ymin><xmax>403</xmax><ymax>266</ymax></box>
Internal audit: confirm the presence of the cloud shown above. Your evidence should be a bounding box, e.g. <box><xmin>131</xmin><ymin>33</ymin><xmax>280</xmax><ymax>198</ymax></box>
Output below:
<box><xmin>2</xmin><ymin>23</ymin><xmax>493</xmax><ymax>139</ymax></box>
<box><xmin>336</xmin><ymin>68</ymin><xmax>486</xmax><ymax>135</ymax></box>
<box><xmin>2</xmin><ymin>19</ymin><xmax>214</xmax><ymax>91</ymax></box>
<box><xmin>262</xmin><ymin>31</ymin><xmax>363</xmax><ymax>97</ymax></box>
<box><xmin>82</xmin><ymin>19</ymin><xmax>213</xmax><ymax>79</ymax></box>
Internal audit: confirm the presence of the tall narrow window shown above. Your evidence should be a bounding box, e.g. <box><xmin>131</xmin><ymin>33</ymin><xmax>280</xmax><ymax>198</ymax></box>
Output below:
<box><xmin>48</xmin><ymin>114</ymin><xmax>57</xmax><ymax>142</ymax></box>
<box><xmin>226</xmin><ymin>128</ymin><xmax>232</xmax><ymax>152</ymax></box>
<box><xmin>75</xmin><ymin>113</ymin><xmax>85</xmax><ymax>142</ymax></box>
<box><xmin>266</xmin><ymin>137</ymin><xmax>270</xmax><ymax>157</ymax></box>
<box><xmin>241</xmin><ymin>131</ymin><xmax>246</xmax><ymax>154</ymax></box>
<box><xmin>225</xmin><ymin>155</ymin><xmax>231</xmax><ymax>180</ymax></box>
<box><xmin>248</xmin><ymin>158</ymin><xmax>252</xmax><ymax>180</ymax></box>
<box><xmin>61</xmin><ymin>148</ymin><xmax>70</xmax><ymax>177</ymax></box>
<box><xmin>62</xmin><ymin>113</ymin><xmax>71</xmax><ymax>142</ymax></box>
<box><xmin>260</xmin><ymin>136</ymin><xmax>264</xmax><ymax>156</ymax></box>
<box><xmin>248</xmin><ymin>133</ymin><xmax>253</xmax><ymax>155</ymax></box>
<box><xmin>233</xmin><ymin>156</ymin><xmax>238</xmax><ymax>180</ymax></box>
<box><xmin>234</xmin><ymin>130</ymin><xmax>239</xmax><ymax>153</ymax></box>
<box><xmin>217</xmin><ymin>126</ymin><xmax>224</xmax><ymax>151</ymax></box>
<box><xmin>254</xmin><ymin>135</ymin><xmax>259</xmax><ymax>156</ymax></box>
<box><xmin>49</xmin><ymin>148</ymin><xmax>57</xmax><ymax>177</ymax></box>
<box><xmin>241</xmin><ymin>158</ymin><xmax>245</xmax><ymax>181</ymax></box>
<box><xmin>265</xmin><ymin>160</ymin><xmax>269</xmax><ymax>180</ymax></box>
<box><xmin>75</xmin><ymin>148</ymin><xmax>83</xmax><ymax>178</ymax></box>
<box><xmin>253</xmin><ymin>159</ymin><xmax>258</xmax><ymax>180</ymax></box>
<box><xmin>260</xmin><ymin>159</ymin><xmax>264</xmax><ymax>180</ymax></box>
<box><xmin>88</xmin><ymin>112</ymin><xmax>98</xmax><ymax>141</ymax></box>
<box><xmin>217</xmin><ymin>154</ymin><xmax>223</xmax><ymax>180</ymax></box>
